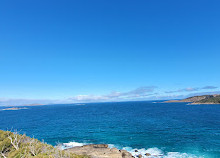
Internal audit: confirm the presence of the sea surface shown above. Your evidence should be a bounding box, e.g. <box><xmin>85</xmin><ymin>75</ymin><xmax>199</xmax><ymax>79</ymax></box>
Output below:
<box><xmin>0</xmin><ymin>101</ymin><xmax>219</xmax><ymax>158</ymax></box>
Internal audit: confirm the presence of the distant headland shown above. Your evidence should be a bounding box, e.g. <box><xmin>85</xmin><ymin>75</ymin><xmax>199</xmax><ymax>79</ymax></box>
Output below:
<box><xmin>165</xmin><ymin>94</ymin><xmax>220</xmax><ymax>104</ymax></box>
<box><xmin>1</xmin><ymin>107</ymin><xmax>28</xmax><ymax>111</ymax></box>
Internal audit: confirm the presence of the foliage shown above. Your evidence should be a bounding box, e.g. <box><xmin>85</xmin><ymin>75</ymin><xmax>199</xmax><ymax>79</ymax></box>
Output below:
<box><xmin>0</xmin><ymin>130</ymin><xmax>89</xmax><ymax>158</ymax></box>
<box><xmin>196</xmin><ymin>95</ymin><xmax>220</xmax><ymax>104</ymax></box>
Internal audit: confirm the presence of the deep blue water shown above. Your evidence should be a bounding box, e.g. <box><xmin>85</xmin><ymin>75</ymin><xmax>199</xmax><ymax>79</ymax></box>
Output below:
<box><xmin>0</xmin><ymin>101</ymin><xmax>219</xmax><ymax>158</ymax></box>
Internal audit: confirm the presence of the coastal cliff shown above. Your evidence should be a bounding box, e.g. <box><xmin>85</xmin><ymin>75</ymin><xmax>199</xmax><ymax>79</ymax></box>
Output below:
<box><xmin>165</xmin><ymin>94</ymin><xmax>220</xmax><ymax>104</ymax></box>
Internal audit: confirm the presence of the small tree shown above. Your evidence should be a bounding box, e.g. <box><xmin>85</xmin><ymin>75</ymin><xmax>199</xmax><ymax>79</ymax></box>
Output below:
<box><xmin>7</xmin><ymin>130</ymin><xmax>24</xmax><ymax>150</ymax></box>
<box><xmin>28</xmin><ymin>138</ymin><xmax>41</xmax><ymax>156</ymax></box>
<box><xmin>0</xmin><ymin>145</ymin><xmax>7</xmax><ymax>158</ymax></box>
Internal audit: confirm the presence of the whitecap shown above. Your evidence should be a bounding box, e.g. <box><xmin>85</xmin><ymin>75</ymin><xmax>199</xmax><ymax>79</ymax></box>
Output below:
<box><xmin>62</xmin><ymin>141</ymin><xmax>86</xmax><ymax>149</ymax></box>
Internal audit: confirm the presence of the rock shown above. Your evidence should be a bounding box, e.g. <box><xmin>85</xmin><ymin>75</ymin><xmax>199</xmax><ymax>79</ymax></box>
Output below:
<box><xmin>83</xmin><ymin>144</ymin><xmax>108</xmax><ymax>148</ymax></box>
<box><xmin>120</xmin><ymin>150</ymin><xmax>133</xmax><ymax>158</ymax></box>
<box><xmin>67</xmin><ymin>144</ymin><xmax>133</xmax><ymax>158</ymax></box>
<box><xmin>111</xmin><ymin>147</ymin><xmax>120</xmax><ymax>153</ymax></box>
<box><xmin>145</xmin><ymin>153</ymin><xmax>151</xmax><ymax>156</ymax></box>
<box><xmin>93</xmin><ymin>144</ymin><xmax>108</xmax><ymax>148</ymax></box>
<box><xmin>137</xmin><ymin>154</ymin><xmax>142</xmax><ymax>158</ymax></box>
<box><xmin>135</xmin><ymin>150</ymin><xmax>138</xmax><ymax>152</ymax></box>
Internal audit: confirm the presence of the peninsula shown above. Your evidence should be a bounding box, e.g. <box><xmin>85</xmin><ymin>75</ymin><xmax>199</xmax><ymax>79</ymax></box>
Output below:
<box><xmin>165</xmin><ymin>94</ymin><xmax>220</xmax><ymax>104</ymax></box>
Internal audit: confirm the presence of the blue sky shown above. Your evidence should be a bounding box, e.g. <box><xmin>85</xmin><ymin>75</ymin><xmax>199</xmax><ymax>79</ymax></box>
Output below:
<box><xmin>0</xmin><ymin>0</ymin><xmax>220</xmax><ymax>105</ymax></box>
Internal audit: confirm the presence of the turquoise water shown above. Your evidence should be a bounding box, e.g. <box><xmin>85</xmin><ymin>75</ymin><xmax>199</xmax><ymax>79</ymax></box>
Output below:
<box><xmin>0</xmin><ymin>101</ymin><xmax>219</xmax><ymax>157</ymax></box>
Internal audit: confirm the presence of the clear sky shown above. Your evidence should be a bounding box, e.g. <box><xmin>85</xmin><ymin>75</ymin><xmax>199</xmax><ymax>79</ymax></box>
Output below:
<box><xmin>0</xmin><ymin>0</ymin><xmax>220</xmax><ymax>105</ymax></box>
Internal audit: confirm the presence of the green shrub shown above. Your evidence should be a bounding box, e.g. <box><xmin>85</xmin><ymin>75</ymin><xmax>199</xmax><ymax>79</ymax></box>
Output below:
<box><xmin>0</xmin><ymin>130</ymin><xmax>89</xmax><ymax>158</ymax></box>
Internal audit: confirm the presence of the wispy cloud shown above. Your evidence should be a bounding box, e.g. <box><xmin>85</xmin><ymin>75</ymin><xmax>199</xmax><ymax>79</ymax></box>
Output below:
<box><xmin>183</xmin><ymin>91</ymin><xmax>220</xmax><ymax>98</ymax></box>
<box><xmin>0</xmin><ymin>98</ymin><xmax>58</xmax><ymax>106</ymax></box>
<box><xmin>68</xmin><ymin>86</ymin><xmax>157</xmax><ymax>102</ymax></box>
<box><xmin>165</xmin><ymin>88</ymin><xmax>199</xmax><ymax>93</ymax></box>
<box><xmin>165</xmin><ymin>86</ymin><xmax>218</xmax><ymax>93</ymax></box>
<box><xmin>0</xmin><ymin>86</ymin><xmax>218</xmax><ymax>106</ymax></box>
<box><xmin>201</xmin><ymin>86</ymin><xmax>218</xmax><ymax>89</ymax></box>
<box><xmin>0</xmin><ymin>86</ymin><xmax>157</xmax><ymax>106</ymax></box>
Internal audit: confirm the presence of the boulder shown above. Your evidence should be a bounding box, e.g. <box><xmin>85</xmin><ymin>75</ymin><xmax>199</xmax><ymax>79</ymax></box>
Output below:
<box><xmin>120</xmin><ymin>150</ymin><xmax>133</xmax><ymax>158</ymax></box>
<box><xmin>137</xmin><ymin>154</ymin><xmax>142</xmax><ymax>158</ymax></box>
<box><xmin>145</xmin><ymin>153</ymin><xmax>151</xmax><ymax>156</ymax></box>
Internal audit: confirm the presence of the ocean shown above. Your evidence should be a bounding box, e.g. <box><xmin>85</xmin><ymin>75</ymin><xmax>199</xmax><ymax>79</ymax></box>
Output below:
<box><xmin>0</xmin><ymin>101</ymin><xmax>219</xmax><ymax>158</ymax></box>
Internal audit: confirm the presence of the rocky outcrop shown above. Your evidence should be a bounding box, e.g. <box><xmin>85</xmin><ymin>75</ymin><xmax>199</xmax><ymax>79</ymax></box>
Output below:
<box><xmin>66</xmin><ymin>144</ymin><xmax>133</xmax><ymax>158</ymax></box>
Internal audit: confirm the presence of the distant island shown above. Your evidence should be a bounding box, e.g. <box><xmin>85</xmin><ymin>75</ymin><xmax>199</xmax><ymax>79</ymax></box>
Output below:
<box><xmin>165</xmin><ymin>94</ymin><xmax>220</xmax><ymax>104</ymax></box>
<box><xmin>2</xmin><ymin>107</ymin><xmax>28</xmax><ymax>111</ymax></box>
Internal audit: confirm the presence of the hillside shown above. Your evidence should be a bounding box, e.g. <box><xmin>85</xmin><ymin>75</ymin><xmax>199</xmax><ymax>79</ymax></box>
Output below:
<box><xmin>193</xmin><ymin>95</ymin><xmax>220</xmax><ymax>104</ymax></box>
<box><xmin>0</xmin><ymin>130</ymin><xmax>89</xmax><ymax>158</ymax></box>
<box><xmin>165</xmin><ymin>94</ymin><xmax>220</xmax><ymax>104</ymax></box>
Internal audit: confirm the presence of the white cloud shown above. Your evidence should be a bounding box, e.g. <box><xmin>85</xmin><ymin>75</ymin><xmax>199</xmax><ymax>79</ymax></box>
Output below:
<box><xmin>0</xmin><ymin>98</ymin><xmax>57</xmax><ymax>106</ymax></box>
<box><xmin>68</xmin><ymin>86</ymin><xmax>157</xmax><ymax>102</ymax></box>
<box><xmin>0</xmin><ymin>86</ymin><xmax>218</xmax><ymax>106</ymax></box>
<box><xmin>0</xmin><ymin>86</ymin><xmax>157</xmax><ymax>106</ymax></box>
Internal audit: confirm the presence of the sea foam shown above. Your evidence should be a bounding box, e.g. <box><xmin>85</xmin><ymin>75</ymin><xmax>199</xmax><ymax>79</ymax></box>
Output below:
<box><xmin>62</xmin><ymin>142</ymin><xmax>86</xmax><ymax>149</ymax></box>
<box><xmin>127</xmin><ymin>147</ymin><xmax>202</xmax><ymax>158</ymax></box>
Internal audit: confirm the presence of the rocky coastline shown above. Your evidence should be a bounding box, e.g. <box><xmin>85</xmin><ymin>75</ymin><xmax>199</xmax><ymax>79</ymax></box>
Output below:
<box><xmin>66</xmin><ymin>144</ymin><xmax>152</xmax><ymax>158</ymax></box>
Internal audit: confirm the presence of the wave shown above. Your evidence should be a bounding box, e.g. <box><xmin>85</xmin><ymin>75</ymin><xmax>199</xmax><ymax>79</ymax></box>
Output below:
<box><xmin>61</xmin><ymin>141</ymin><xmax>203</xmax><ymax>158</ymax></box>
<box><xmin>62</xmin><ymin>142</ymin><xmax>87</xmax><ymax>149</ymax></box>
<box><xmin>126</xmin><ymin>148</ymin><xmax>202</xmax><ymax>158</ymax></box>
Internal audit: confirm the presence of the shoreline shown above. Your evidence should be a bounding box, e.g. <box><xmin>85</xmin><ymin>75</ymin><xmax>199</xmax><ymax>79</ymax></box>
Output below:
<box><xmin>63</xmin><ymin>142</ymin><xmax>201</xmax><ymax>158</ymax></box>
<box><xmin>164</xmin><ymin>101</ymin><xmax>220</xmax><ymax>104</ymax></box>
<box><xmin>189</xmin><ymin>102</ymin><xmax>220</xmax><ymax>105</ymax></box>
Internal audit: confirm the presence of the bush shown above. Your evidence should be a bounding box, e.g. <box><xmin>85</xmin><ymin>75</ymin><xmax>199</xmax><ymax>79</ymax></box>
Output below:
<box><xmin>0</xmin><ymin>130</ymin><xmax>89</xmax><ymax>158</ymax></box>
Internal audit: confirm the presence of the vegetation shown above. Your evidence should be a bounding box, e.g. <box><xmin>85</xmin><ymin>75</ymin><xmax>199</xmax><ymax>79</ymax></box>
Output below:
<box><xmin>196</xmin><ymin>95</ymin><xmax>220</xmax><ymax>104</ymax></box>
<box><xmin>0</xmin><ymin>130</ymin><xmax>89</xmax><ymax>158</ymax></box>
<box><xmin>165</xmin><ymin>94</ymin><xmax>220</xmax><ymax>104</ymax></box>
